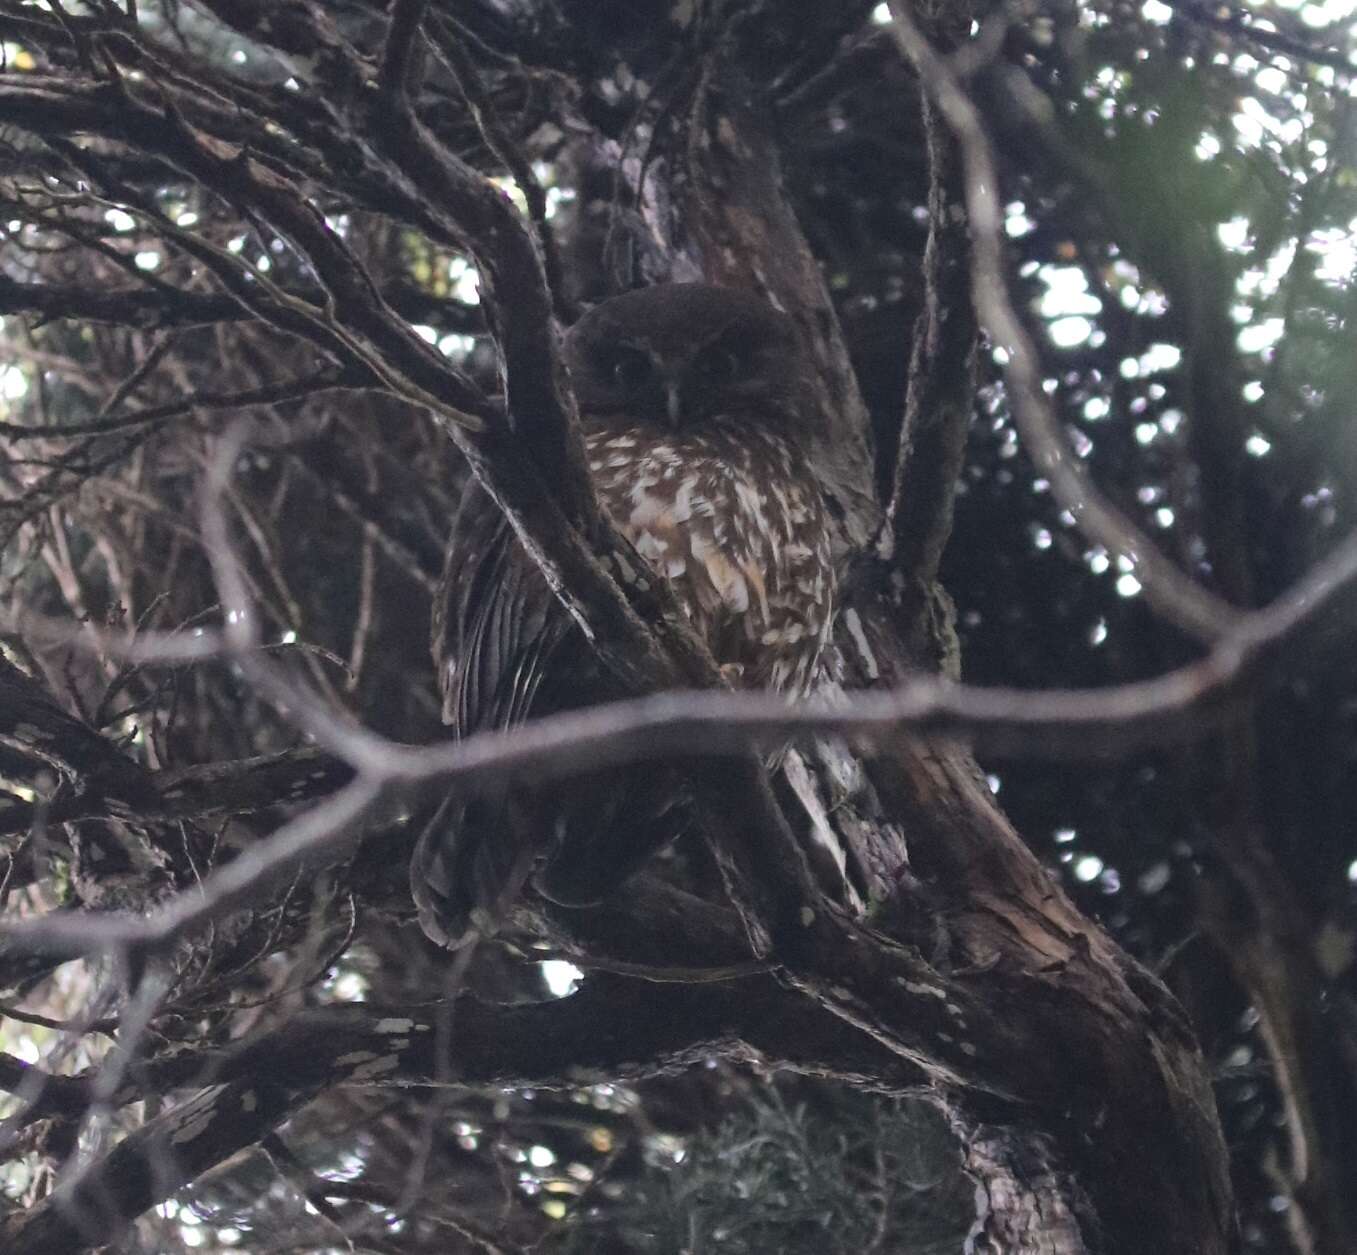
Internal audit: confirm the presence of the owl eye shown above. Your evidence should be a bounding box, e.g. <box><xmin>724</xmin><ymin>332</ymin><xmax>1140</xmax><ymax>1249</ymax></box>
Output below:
<box><xmin>699</xmin><ymin>346</ymin><xmax>742</xmax><ymax>384</ymax></box>
<box><xmin>609</xmin><ymin>348</ymin><xmax>654</xmax><ymax>393</ymax></box>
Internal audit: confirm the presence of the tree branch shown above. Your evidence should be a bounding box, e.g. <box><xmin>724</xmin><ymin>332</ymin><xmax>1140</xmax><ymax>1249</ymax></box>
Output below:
<box><xmin>0</xmin><ymin>271</ymin><xmax>483</xmax><ymax>335</ymax></box>
<box><xmin>882</xmin><ymin>72</ymin><xmax>977</xmax><ymax>643</ymax></box>
<box><xmin>885</xmin><ymin>3</ymin><xmax>1242</xmax><ymax>645</ymax></box>
<box><xmin>0</xmin><ymin>975</ymin><xmax>922</xmax><ymax>1253</ymax></box>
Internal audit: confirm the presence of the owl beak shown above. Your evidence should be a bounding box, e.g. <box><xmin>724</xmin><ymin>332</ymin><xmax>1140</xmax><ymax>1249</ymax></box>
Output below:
<box><xmin>665</xmin><ymin>381</ymin><xmax>684</xmax><ymax>428</ymax></box>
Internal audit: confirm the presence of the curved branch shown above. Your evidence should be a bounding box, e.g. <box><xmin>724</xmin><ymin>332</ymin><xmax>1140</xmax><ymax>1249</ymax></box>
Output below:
<box><xmin>885</xmin><ymin>4</ymin><xmax>1241</xmax><ymax>645</ymax></box>
<box><xmin>0</xmin><ymin>975</ymin><xmax>921</xmax><ymax>1254</ymax></box>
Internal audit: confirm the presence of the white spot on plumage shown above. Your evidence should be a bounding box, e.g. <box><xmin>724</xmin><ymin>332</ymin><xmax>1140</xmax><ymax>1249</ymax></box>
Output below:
<box><xmin>584</xmin><ymin>420</ymin><xmax>834</xmax><ymax>694</ymax></box>
<box><xmin>628</xmin><ymin>489</ymin><xmax>668</xmax><ymax>529</ymax></box>
<box><xmin>740</xmin><ymin>559</ymin><xmax>770</xmax><ymax>621</ymax></box>
<box><xmin>692</xmin><ymin>534</ymin><xmax>749</xmax><ymax>612</ymax></box>
<box><xmin>634</xmin><ymin>530</ymin><xmax>671</xmax><ymax>561</ymax></box>
<box><xmin>672</xmin><ymin>476</ymin><xmax>698</xmax><ymax>523</ymax></box>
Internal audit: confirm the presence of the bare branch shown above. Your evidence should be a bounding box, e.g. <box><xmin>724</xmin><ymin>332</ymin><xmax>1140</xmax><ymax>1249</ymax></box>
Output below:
<box><xmin>192</xmin><ymin>0</ymin><xmax>596</xmax><ymax>530</ymax></box>
<box><xmin>0</xmin><ymin>272</ymin><xmax>483</xmax><ymax>335</ymax></box>
<box><xmin>4</xmin><ymin>519</ymin><xmax>1355</xmax><ymax>962</ymax></box>
<box><xmin>885</xmin><ymin>3</ymin><xmax>1242</xmax><ymax>645</ymax></box>
<box><xmin>0</xmin><ymin>367</ymin><xmax>353</xmax><ymax>441</ymax></box>
<box><xmin>0</xmin><ymin>975</ymin><xmax>920</xmax><ymax>1252</ymax></box>
<box><xmin>427</xmin><ymin>13</ymin><xmax>574</xmax><ymax>323</ymax></box>
<box><xmin>0</xmin><ymin>774</ymin><xmax>384</xmax><ymax>961</ymax></box>
<box><xmin>0</xmin><ymin>747</ymin><xmax>353</xmax><ymax>841</ymax></box>
<box><xmin>882</xmin><ymin>71</ymin><xmax>976</xmax><ymax>633</ymax></box>
<box><xmin>1165</xmin><ymin>0</ymin><xmax>1357</xmax><ymax>74</ymax></box>
<box><xmin>378</xmin><ymin>0</ymin><xmax>430</xmax><ymax>101</ymax></box>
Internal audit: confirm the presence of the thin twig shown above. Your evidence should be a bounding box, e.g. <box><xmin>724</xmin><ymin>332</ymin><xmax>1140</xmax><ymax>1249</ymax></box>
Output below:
<box><xmin>0</xmin><ymin>367</ymin><xmax>352</xmax><ymax>441</ymax></box>
<box><xmin>6</xmin><ymin>510</ymin><xmax>1357</xmax><ymax>789</ymax></box>
<box><xmin>1166</xmin><ymin>0</ymin><xmax>1356</xmax><ymax>75</ymax></box>
<box><xmin>427</xmin><ymin>14</ymin><xmax>575</xmax><ymax>323</ymax></box>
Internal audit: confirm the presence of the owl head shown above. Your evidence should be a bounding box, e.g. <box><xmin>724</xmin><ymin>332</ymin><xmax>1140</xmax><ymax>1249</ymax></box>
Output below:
<box><xmin>564</xmin><ymin>283</ymin><xmax>811</xmax><ymax>432</ymax></box>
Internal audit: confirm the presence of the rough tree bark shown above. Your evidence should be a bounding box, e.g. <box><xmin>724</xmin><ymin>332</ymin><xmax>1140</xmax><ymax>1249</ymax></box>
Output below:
<box><xmin>642</xmin><ymin>58</ymin><xmax>1232</xmax><ymax>1255</ymax></box>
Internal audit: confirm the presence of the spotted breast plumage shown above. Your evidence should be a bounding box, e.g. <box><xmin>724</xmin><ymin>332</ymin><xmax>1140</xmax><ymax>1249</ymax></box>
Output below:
<box><xmin>412</xmin><ymin>283</ymin><xmax>836</xmax><ymax>948</ymax></box>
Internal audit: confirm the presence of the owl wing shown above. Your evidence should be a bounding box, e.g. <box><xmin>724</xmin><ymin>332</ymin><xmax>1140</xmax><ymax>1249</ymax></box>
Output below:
<box><xmin>432</xmin><ymin>477</ymin><xmax>576</xmax><ymax>734</ymax></box>
<box><xmin>414</xmin><ymin>477</ymin><xmax>692</xmax><ymax>949</ymax></box>
<box><xmin>414</xmin><ymin>478</ymin><xmax>580</xmax><ymax>948</ymax></box>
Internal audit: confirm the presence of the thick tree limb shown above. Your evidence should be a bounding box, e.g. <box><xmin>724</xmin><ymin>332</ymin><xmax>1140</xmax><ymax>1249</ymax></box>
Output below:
<box><xmin>0</xmin><ymin>975</ymin><xmax>923</xmax><ymax>1252</ymax></box>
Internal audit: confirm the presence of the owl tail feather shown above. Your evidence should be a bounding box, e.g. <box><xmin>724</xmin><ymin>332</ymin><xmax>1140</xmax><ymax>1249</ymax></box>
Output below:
<box><xmin>411</xmin><ymin>768</ymin><xmax>694</xmax><ymax>947</ymax></box>
<box><xmin>410</xmin><ymin>791</ymin><xmax>537</xmax><ymax>950</ymax></box>
<box><xmin>534</xmin><ymin>767</ymin><xmax>690</xmax><ymax>908</ymax></box>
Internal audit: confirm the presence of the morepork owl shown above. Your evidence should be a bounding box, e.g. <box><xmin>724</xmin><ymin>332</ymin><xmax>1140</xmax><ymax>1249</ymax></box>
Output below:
<box><xmin>411</xmin><ymin>283</ymin><xmax>837</xmax><ymax>948</ymax></box>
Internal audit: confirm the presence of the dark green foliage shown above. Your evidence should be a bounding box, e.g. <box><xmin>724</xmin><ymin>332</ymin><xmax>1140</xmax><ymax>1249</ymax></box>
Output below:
<box><xmin>557</xmin><ymin>1089</ymin><xmax>972</xmax><ymax>1255</ymax></box>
